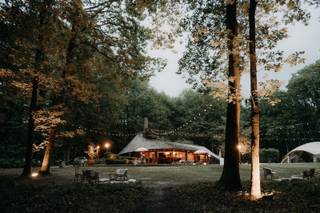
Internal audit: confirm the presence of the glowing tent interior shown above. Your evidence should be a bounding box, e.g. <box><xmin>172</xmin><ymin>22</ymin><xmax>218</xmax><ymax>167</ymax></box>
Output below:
<box><xmin>119</xmin><ymin>134</ymin><xmax>223</xmax><ymax>164</ymax></box>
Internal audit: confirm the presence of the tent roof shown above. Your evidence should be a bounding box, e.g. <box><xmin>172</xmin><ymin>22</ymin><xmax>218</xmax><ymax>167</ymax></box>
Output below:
<box><xmin>287</xmin><ymin>141</ymin><xmax>320</xmax><ymax>155</ymax></box>
<box><xmin>281</xmin><ymin>141</ymin><xmax>320</xmax><ymax>163</ymax></box>
<box><xmin>119</xmin><ymin>134</ymin><xmax>222</xmax><ymax>160</ymax></box>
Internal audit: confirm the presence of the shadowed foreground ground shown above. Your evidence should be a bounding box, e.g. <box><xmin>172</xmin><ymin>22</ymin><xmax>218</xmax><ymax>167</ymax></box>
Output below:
<box><xmin>0</xmin><ymin>164</ymin><xmax>319</xmax><ymax>212</ymax></box>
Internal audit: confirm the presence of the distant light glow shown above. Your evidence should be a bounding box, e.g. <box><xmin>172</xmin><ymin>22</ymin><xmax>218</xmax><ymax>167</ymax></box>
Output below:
<box><xmin>237</xmin><ymin>144</ymin><xmax>242</xmax><ymax>151</ymax></box>
<box><xmin>31</xmin><ymin>172</ymin><xmax>38</xmax><ymax>177</ymax></box>
<box><xmin>104</xmin><ymin>142</ymin><xmax>111</xmax><ymax>149</ymax></box>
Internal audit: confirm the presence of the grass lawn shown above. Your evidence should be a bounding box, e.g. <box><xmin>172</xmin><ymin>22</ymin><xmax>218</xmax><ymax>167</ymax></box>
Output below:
<box><xmin>1</xmin><ymin>163</ymin><xmax>319</xmax><ymax>186</ymax></box>
<box><xmin>0</xmin><ymin>163</ymin><xmax>320</xmax><ymax>212</ymax></box>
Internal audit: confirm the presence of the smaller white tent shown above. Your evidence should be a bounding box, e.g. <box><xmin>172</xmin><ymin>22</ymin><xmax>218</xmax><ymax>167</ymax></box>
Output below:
<box><xmin>281</xmin><ymin>142</ymin><xmax>320</xmax><ymax>163</ymax></box>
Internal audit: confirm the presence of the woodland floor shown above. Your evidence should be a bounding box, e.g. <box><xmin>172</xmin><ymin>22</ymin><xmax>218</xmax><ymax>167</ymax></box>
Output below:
<box><xmin>0</xmin><ymin>163</ymin><xmax>320</xmax><ymax>212</ymax></box>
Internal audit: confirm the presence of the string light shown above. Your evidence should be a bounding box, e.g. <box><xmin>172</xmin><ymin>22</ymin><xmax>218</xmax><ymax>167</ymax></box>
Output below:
<box><xmin>59</xmin><ymin>102</ymin><xmax>318</xmax><ymax>140</ymax></box>
<box><xmin>163</xmin><ymin>101</ymin><xmax>221</xmax><ymax>136</ymax></box>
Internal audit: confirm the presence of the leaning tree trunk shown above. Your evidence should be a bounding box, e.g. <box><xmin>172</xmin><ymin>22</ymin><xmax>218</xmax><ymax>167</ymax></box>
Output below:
<box><xmin>219</xmin><ymin>0</ymin><xmax>242</xmax><ymax>191</ymax></box>
<box><xmin>38</xmin><ymin>14</ymin><xmax>77</xmax><ymax>175</ymax></box>
<box><xmin>21</xmin><ymin>77</ymin><xmax>38</xmax><ymax>177</ymax></box>
<box><xmin>39</xmin><ymin>129</ymin><xmax>55</xmax><ymax>175</ymax></box>
<box><xmin>249</xmin><ymin>0</ymin><xmax>261</xmax><ymax>200</ymax></box>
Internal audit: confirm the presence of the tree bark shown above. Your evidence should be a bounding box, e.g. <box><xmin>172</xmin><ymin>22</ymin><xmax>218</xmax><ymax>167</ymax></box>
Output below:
<box><xmin>38</xmin><ymin>7</ymin><xmax>78</xmax><ymax>175</ymax></box>
<box><xmin>249</xmin><ymin>0</ymin><xmax>261</xmax><ymax>200</ymax></box>
<box><xmin>21</xmin><ymin>77</ymin><xmax>38</xmax><ymax>177</ymax></box>
<box><xmin>219</xmin><ymin>0</ymin><xmax>242</xmax><ymax>191</ymax></box>
<box><xmin>21</xmin><ymin>0</ymin><xmax>48</xmax><ymax>177</ymax></box>
<box><xmin>39</xmin><ymin>129</ymin><xmax>55</xmax><ymax>175</ymax></box>
<box><xmin>64</xmin><ymin>143</ymin><xmax>71</xmax><ymax>164</ymax></box>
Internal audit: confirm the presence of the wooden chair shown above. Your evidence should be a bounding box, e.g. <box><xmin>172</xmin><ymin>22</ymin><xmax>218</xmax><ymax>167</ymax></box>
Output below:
<box><xmin>90</xmin><ymin>171</ymin><xmax>100</xmax><ymax>184</ymax></box>
<box><xmin>81</xmin><ymin>170</ymin><xmax>100</xmax><ymax>184</ymax></box>
<box><xmin>263</xmin><ymin>167</ymin><xmax>276</xmax><ymax>180</ymax></box>
<box><xmin>81</xmin><ymin>170</ymin><xmax>92</xmax><ymax>183</ymax></box>
<box><xmin>109</xmin><ymin>168</ymin><xmax>128</xmax><ymax>181</ymax></box>
<box><xmin>303</xmin><ymin>168</ymin><xmax>315</xmax><ymax>180</ymax></box>
<box><xmin>74</xmin><ymin>165</ymin><xmax>81</xmax><ymax>182</ymax></box>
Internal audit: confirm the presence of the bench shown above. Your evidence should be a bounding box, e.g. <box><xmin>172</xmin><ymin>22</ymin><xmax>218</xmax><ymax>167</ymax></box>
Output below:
<box><xmin>109</xmin><ymin>168</ymin><xmax>128</xmax><ymax>181</ymax></box>
<box><xmin>303</xmin><ymin>168</ymin><xmax>315</xmax><ymax>180</ymax></box>
<box><xmin>263</xmin><ymin>167</ymin><xmax>276</xmax><ymax>180</ymax></box>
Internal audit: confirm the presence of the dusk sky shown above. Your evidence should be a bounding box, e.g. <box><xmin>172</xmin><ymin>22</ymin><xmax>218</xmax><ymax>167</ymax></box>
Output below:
<box><xmin>149</xmin><ymin>6</ymin><xmax>320</xmax><ymax>97</ymax></box>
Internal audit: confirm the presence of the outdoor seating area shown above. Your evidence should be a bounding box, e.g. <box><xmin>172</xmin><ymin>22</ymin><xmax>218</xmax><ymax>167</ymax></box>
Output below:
<box><xmin>263</xmin><ymin>167</ymin><xmax>277</xmax><ymax>180</ymax></box>
<box><xmin>81</xmin><ymin>170</ymin><xmax>100</xmax><ymax>184</ymax></box>
<box><xmin>74</xmin><ymin>166</ymin><xmax>100</xmax><ymax>184</ymax></box>
<box><xmin>302</xmin><ymin>168</ymin><xmax>316</xmax><ymax>180</ymax></box>
<box><xmin>74</xmin><ymin>165</ymin><xmax>132</xmax><ymax>184</ymax></box>
<box><xmin>273</xmin><ymin>167</ymin><xmax>318</xmax><ymax>182</ymax></box>
<box><xmin>109</xmin><ymin>168</ymin><xmax>128</xmax><ymax>181</ymax></box>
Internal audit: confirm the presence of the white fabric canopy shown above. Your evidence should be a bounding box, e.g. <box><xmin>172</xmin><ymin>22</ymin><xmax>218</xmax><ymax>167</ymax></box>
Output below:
<box><xmin>194</xmin><ymin>149</ymin><xmax>208</xmax><ymax>154</ymax></box>
<box><xmin>135</xmin><ymin>147</ymin><xmax>148</xmax><ymax>152</ymax></box>
<box><xmin>281</xmin><ymin>141</ymin><xmax>320</xmax><ymax>163</ymax></box>
<box><xmin>119</xmin><ymin>134</ymin><xmax>223</xmax><ymax>161</ymax></box>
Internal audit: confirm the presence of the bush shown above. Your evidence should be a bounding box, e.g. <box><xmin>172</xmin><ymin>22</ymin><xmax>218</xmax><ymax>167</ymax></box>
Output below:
<box><xmin>0</xmin><ymin>158</ymin><xmax>41</xmax><ymax>168</ymax></box>
<box><xmin>105</xmin><ymin>159</ymin><xmax>127</xmax><ymax>164</ymax></box>
<box><xmin>241</xmin><ymin>153</ymin><xmax>251</xmax><ymax>163</ymax></box>
<box><xmin>104</xmin><ymin>155</ymin><xmax>135</xmax><ymax>164</ymax></box>
<box><xmin>260</xmin><ymin>148</ymin><xmax>280</xmax><ymax>163</ymax></box>
<box><xmin>0</xmin><ymin>158</ymin><xmax>24</xmax><ymax>168</ymax></box>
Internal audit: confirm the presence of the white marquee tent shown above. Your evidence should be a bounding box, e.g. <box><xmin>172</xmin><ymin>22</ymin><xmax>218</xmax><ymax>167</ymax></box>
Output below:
<box><xmin>119</xmin><ymin>134</ymin><xmax>223</xmax><ymax>164</ymax></box>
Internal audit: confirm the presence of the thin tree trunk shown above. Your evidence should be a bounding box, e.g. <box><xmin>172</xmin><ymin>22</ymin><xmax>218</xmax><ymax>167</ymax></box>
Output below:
<box><xmin>249</xmin><ymin>0</ymin><xmax>261</xmax><ymax>200</ymax></box>
<box><xmin>64</xmin><ymin>143</ymin><xmax>71</xmax><ymax>164</ymax></box>
<box><xmin>219</xmin><ymin>0</ymin><xmax>242</xmax><ymax>191</ymax></box>
<box><xmin>21</xmin><ymin>77</ymin><xmax>38</xmax><ymax>177</ymax></box>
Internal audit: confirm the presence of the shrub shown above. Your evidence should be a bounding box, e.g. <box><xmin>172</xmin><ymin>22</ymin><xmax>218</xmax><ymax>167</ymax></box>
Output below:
<box><xmin>0</xmin><ymin>158</ymin><xmax>42</xmax><ymax>168</ymax></box>
<box><xmin>105</xmin><ymin>159</ymin><xmax>127</xmax><ymax>164</ymax></box>
<box><xmin>260</xmin><ymin>148</ymin><xmax>280</xmax><ymax>163</ymax></box>
<box><xmin>0</xmin><ymin>158</ymin><xmax>24</xmax><ymax>168</ymax></box>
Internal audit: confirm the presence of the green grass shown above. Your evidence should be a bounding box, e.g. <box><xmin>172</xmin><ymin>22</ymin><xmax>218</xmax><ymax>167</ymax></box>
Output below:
<box><xmin>2</xmin><ymin>163</ymin><xmax>319</xmax><ymax>186</ymax></box>
<box><xmin>0</xmin><ymin>163</ymin><xmax>320</xmax><ymax>212</ymax></box>
<box><xmin>0</xmin><ymin>176</ymin><xmax>147</xmax><ymax>213</ymax></box>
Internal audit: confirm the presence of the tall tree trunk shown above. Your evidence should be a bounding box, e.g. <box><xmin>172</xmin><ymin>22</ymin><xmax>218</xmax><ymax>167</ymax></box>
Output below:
<box><xmin>21</xmin><ymin>0</ymin><xmax>48</xmax><ymax>177</ymax></box>
<box><xmin>219</xmin><ymin>0</ymin><xmax>242</xmax><ymax>191</ymax></box>
<box><xmin>249</xmin><ymin>0</ymin><xmax>261</xmax><ymax>200</ymax></box>
<box><xmin>38</xmin><ymin>15</ymin><xmax>77</xmax><ymax>175</ymax></box>
<box><xmin>21</xmin><ymin>77</ymin><xmax>38</xmax><ymax>177</ymax></box>
<box><xmin>39</xmin><ymin>129</ymin><xmax>55</xmax><ymax>175</ymax></box>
